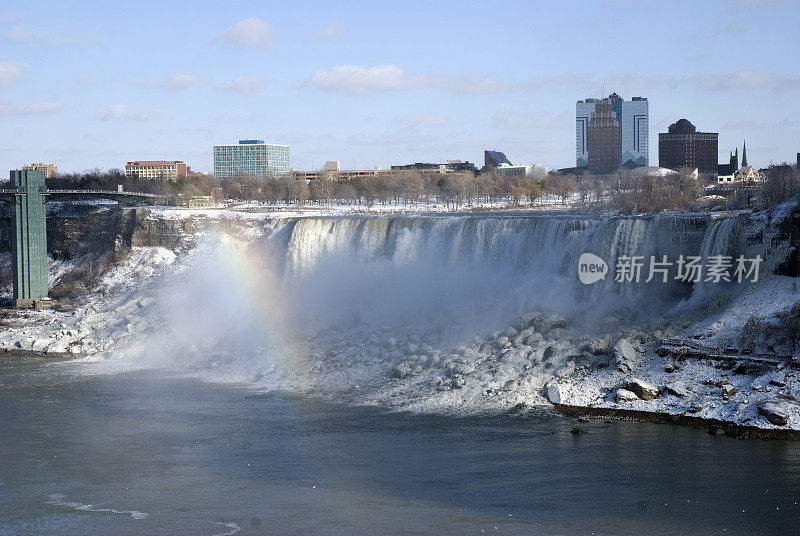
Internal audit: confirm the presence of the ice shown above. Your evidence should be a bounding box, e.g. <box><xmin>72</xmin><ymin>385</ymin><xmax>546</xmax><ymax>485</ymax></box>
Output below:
<box><xmin>1</xmin><ymin>201</ymin><xmax>798</xmax><ymax>431</ymax></box>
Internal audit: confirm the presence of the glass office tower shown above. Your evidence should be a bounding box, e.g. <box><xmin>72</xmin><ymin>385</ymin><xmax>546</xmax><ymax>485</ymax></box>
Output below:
<box><xmin>576</xmin><ymin>93</ymin><xmax>648</xmax><ymax>170</ymax></box>
<box><xmin>213</xmin><ymin>139</ymin><xmax>290</xmax><ymax>179</ymax></box>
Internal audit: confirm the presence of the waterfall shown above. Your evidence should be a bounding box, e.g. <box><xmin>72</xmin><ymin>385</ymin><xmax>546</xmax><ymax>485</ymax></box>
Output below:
<box><xmin>255</xmin><ymin>213</ymin><xmax>746</xmax><ymax>336</ymax></box>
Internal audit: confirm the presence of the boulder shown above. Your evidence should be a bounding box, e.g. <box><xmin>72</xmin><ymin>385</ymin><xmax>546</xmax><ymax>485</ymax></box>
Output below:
<box><xmin>513</xmin><ymin>313</ymin><xmax>542</xmax><ymax>332</ymax></box>
<box><xmin>624</xmin><ymin>379</ymin><xmax>659</xmax><ymax>401</ymax></box>
<box><xmin>539</xmin><ymin>312</ymin><xmax>566</xmax><ymax>334</ymax></box>
<box><xmin>451</xmin><ymin>363</ymin><xmax>474</xmax><ymax>377</ymax></box>
<box><xmin>615</xmin><ymin>388</ymin><xmax>639</xmax><ymax>403</ymax></box>
<box><xmin>664</xmin><ymin>381</ymin><xmax>690</xmax><ymax>398</ymax></box>
<box><xmin>614</xmin><ymin>338</ymin><xmax>642</xmax><ymax>372</ymax></box>
<box><xmin>546</xmin><ymin>383</ymin><xmax>563</xmax><ymax>404</ymax></box>
<box><xmin>757</xmin><ymin>398</ymin><xmax>797</xmax><ymax>426</ymax></box>
<box><xmin>524</xmin><ymin>332</ymin><xmax>543</xmax><ymax>345</ymax></box>
<box><xmin>391</xmin><ymin>363</ymin><xmax>412</xmax><ymax>379</ymax></box>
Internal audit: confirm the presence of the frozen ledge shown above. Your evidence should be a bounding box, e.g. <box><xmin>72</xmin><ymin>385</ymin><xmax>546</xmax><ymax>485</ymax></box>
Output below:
<box><xmin>554</xmin><ymin>404</ymin><xmax>800</xmax><ymax>441</ymax></box>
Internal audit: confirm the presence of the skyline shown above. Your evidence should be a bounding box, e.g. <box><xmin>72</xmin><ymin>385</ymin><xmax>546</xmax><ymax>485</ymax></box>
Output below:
<box><xmin>2</xmin><ymin>0</ymin><xmax>800</xmax><ymax>175</ymax></box>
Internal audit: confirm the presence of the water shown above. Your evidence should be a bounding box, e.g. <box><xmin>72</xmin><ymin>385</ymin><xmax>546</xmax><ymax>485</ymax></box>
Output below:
<box><xmin>2</xmin><ymin>357</ymin><xmax>800</xmax><ymax>535</ymax></box>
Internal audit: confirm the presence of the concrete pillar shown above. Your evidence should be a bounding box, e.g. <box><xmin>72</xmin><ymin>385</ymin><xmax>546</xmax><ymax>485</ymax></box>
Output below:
<box><xmin>10</xmin><ymin>169</ymin><xmax>49</xmax><ymax>307</ymax></box>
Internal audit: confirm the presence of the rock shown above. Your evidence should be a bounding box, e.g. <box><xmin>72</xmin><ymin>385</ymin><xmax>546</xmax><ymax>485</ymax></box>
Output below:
<box><xmin>757</xmin><ymin>398</ymin><xmax>795</xmax><ymax>426</ymax></box>
<box><xmin>546</xmin><ymin>383</ymin><xmax>563</xmax><ymax>404</ymax></box>
<box><xmin>539</xmin><ymin>312</ymin><xmax>566</xmax><ymax>333</ymax></box>
<box><xmin>503</xmin><ymin>327</ymin><xmax>518</xmax><ymax>338</ymax></box>
<box><xmin>391</xmin><ymin>363</ymin><xmax>412</xmax><ymax>379</ymax></box>
<box><xmin>721</xmin><ymin>384</ymin><xmax>736</xmax><ymax>397</ymax></box>
<box><xmin>32</xmin><ymin>339</ymin><xmax>50</xmax><ymax>352</ymax></box>
<box><xmin>524</xmin><ymin>332</ymin><xmax>543</xmax><ymax>345</ymax></box>
<box><xmin>769</xmin><ymin>376</ymin><xmax>787</xmax><ymax>388</ymax></box>
<box><xmin>451</xmin><ymin>363</ymin><xmax>474</xmax><ymax>376</ymax></box>
<box><xmin>664</xmin><ymin>381</ymin><xmax>690</xmax><ymax>398</ymax></box>
<box><xmin>542</xmin><ymin>346</ymin><xmax>558</xmax><ymax>362</ymax></box>
<box><xmin>495</xmin><ymin>336</ymin><xmax>511</xmax><ymax>349</ymax></box>
<box><xmin>708</xmin><ymin>426</ymin><xmax>725</xmax><ymax>436</ymax></box>
<box><xmin>714</xmin><ymin>379</ymin><xmax>729</xmax><ymax>387</ymax></box>
<box><xmin>613</xmin><ymin>338</ymin><xmax>642</xmax><ymax>372</ymax></box>
<box><xmin>449</xmin><ymin>376</ymin><xmax>466</xmax><ymax>389</ymax></box>
<box><xmin>570</xmin><ymin>427</ymin><xmax>584</xmax><ymax>434</ymax></box>
<box><xmin>584</xmin><ymin>337</ymin><xmax>612</xmax><ymax>356</ymax></box>
<box><xmin>624</xmin><ymin>379</ymin><xmax>659</xmax><ymax>401</ymax></box>
<box><xmin>688</xmin><ymin>404</ymin><xmax>703</xmax><ymax>413</ymax></box>
<box><xmin>513</xmin><ymin>313</ymin><xmax>541</xmax><ymax>332</ymax></box>
<box><xmin>615</xmin><ymin>388</ymin><xmax>639</xmax><ymax>403</ymax></box>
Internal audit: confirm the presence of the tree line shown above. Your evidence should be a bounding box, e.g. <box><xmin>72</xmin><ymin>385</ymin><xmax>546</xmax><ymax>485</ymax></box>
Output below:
<box><xmin>5</xmin><ymin>164</ymin><xmax>798</xmax><ymax>213</ymax></box>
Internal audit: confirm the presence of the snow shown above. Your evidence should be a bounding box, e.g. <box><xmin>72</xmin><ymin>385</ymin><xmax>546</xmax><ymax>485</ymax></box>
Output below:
<box><xmin>1</xmin><ymin>203</ymin><xmax>798</xmax><ymax>433</ymax></box>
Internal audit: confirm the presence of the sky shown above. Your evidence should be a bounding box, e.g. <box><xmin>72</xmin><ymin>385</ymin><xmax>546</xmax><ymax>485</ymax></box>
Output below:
<box><xmin>1</xmin><ymin>0</ymin><xmax>799</xmax><ymax>174</ymax></box>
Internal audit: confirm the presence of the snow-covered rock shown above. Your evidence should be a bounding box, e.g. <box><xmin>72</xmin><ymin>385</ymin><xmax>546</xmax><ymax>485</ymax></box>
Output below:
<box><xmin>546</xmin><ymin>383</ymin><xmax>563</xmax><ymax>404</ymax></box>
<box><xmin>624</xmin><ymin>379</ymin><xmax>659</xmax><ymax>400</ymax></box>
<box><xmin>615</xmin><ymin>388</ymin><xmax>639</xmax><ymax>403</ymax></box>
<box><xmin>614</xmin><ymin>338</ymin><xmax>642</xmax><ymax>372</ymax></box>
<box><xmin>757</xmin><ymin>397</ymin><xmax>798</xmax><ymax>426</ymax></box>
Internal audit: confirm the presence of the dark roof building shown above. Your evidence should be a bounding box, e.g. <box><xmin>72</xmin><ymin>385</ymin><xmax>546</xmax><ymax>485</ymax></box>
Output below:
<box><xmin>658</xmin><ymin>119</ymin><xmax>719</xmax><ymax>176</ymax></box>
<box><xmin>484</xmin><ymin>150</ymin><xmax>512</xmax><ymax>168</ymax></box>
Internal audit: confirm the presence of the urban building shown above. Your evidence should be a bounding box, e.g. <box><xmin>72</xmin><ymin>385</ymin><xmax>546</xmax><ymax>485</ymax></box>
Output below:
<box><xmin>125</xmin><ymin>160</ymin><xmax>189</xmax><ymax>180</ymax></box>
<box><xmin>391</xmin><ymin>160</ymin><xmax>478</xmax><ymax>174</ymax></box>
<box><xmin>292</xmin><ymin>164</ymin><xmax>389</xmax><ymax>181</ymax></box>
<box><xmin>495</xmin><ymin>163</ymin><xmax>549</xmax><ymax>178</ymax></box>
<box><xmin>212</xmin><ymin>139</ymin><xmax>290</xmax><ymax>179</ymax></box>
<box><xmin>658</xmin><ymin>119</ymin><xmax>719</xmax><ymax>176</ymax></box>
<box><xmin>717</xmin><ymin>149</ymin><xmax>739</xmax><ymax>183</ymax></box>
<box><xmin>186</xmin><ymin>196</ymin><xmax>216</xmax><ymax>208</ymax></box>
<box><xmin>21</xmin><ymin>163</ymin><xmax>58</xmax><ymax>178</ymax></box>
<box><xmin>484</xmin><ymin>150</ymin><xmax>512</xmax><ymax>168</ymax></box>
<box><xmin>576</xmin><ymin>93</ymin><xmax>649</xmax><ymax>170</ymax></box>
<box><xmin>587</xmin><ymin>98</ymin><xmax>620</xmax><ymax>174</ymax></box>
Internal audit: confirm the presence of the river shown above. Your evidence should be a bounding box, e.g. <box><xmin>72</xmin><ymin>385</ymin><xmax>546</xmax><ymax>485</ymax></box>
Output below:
<box><xmin>1</xmin><ymin>356</ymin><xmax>799</xmax><ymax>535</ymax></box>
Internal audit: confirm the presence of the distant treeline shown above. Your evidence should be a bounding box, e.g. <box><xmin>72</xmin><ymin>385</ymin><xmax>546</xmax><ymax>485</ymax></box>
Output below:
<box><xmin>6</xmin><ymin>164</ymin><xmax>799</xmax><ymax>213</ymax></box>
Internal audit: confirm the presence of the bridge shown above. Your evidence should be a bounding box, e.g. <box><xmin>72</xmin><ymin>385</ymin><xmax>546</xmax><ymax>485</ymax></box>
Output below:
<box><xmin>1</xmin><ymin>169</ymin><xmax>167</xmax><ymax>308</ymax></box>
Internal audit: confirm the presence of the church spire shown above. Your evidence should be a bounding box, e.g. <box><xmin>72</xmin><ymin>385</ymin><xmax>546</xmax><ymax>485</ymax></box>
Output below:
<box><xmin>742</xmin><ymin>140</ymin><xmax>748</xmax><ymax>167</ymax></box>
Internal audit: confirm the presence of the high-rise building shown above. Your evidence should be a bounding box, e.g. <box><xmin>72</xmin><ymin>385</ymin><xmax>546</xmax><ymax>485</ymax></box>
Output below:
<box><xmin>125</xmin><ymin>160</ymin><xmax>189</xmax><ymax>180</ymax></box>
<box><xmin>587</xmin><ymin>98</ymin><xmax>620</xmax><ymax>174</ymax></box>
<box><xmin>576</xmin><ymin>93</ymin><xmax>649</xmax><ymax>170</ymax></box>
<box><xmin>658</xmin><ymin>119</ymin><xmax>719</xmax><ymax>175</ymax></box>
<box><xmin>21</xmin><ymin>163</ymin><xmax>58</xmax><ymax>178</ymax></box>
<box><xmin>212</xmin><ymin>139</ymin><xmax>290</xmax><ymax>179</ymax></box>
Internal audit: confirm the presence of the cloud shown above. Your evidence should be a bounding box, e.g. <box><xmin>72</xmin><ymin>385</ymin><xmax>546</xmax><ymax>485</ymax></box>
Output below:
<box><xmin>301</xmin><ymin>64</ymin><xmax>512</xmax><ymax>96</ymax></box>
<box><xmin>3</xmin><ymin>24</ymin><xmax>104</xmax><ymax>46</ymax></box>
<box><xmin>303</xmin><ymin>64</ymin><xmax>410</xmax><ymax>95</ymax></box>
<box><xmin>0</xmin><ymin>62</ymin><xmax>27</xmax><ymax>85</ymax></box>
<box><xmin>305</xmin><ymin>21</ymin><xmax>345</xmax><ymax>42</ymax></box>
<box><xmin>691</xmin><ymin>71</ymin><xmax>800</xmax><ymax>91</ymax></box>
<box><xmin>217</xmin><ymin>75</ymin><xmax>269</xmax><ymax>94</ymax></box>
<box><xmin>135</xmin><ymin>73</ymin><xmax>204</xmax><ymax>91</ymax></box>
<box><xmin>95</xmin><ymin>105</ymin><xmax>168</xmax><ymax>121</ymax></box>
<box><xmin>0</xmin><ymin>101</ymin><xmax>64</xmax><ymax>116</ymax></box>
<box><xmin>217</xmin><ymin>18</ymin><xmax>273</xmax><ymax>49</ymax></box>
<box><xmin>397</xmin><ymin>114</ymin><xmax>448</xmax><ymax>126</ymax></box>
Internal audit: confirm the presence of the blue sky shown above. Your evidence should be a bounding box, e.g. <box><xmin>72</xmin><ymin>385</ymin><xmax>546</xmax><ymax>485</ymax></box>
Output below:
<box><xmin>1</xmin><ymin>0</ymin><xmax>799</xmax><ymax>174</ymax></box>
